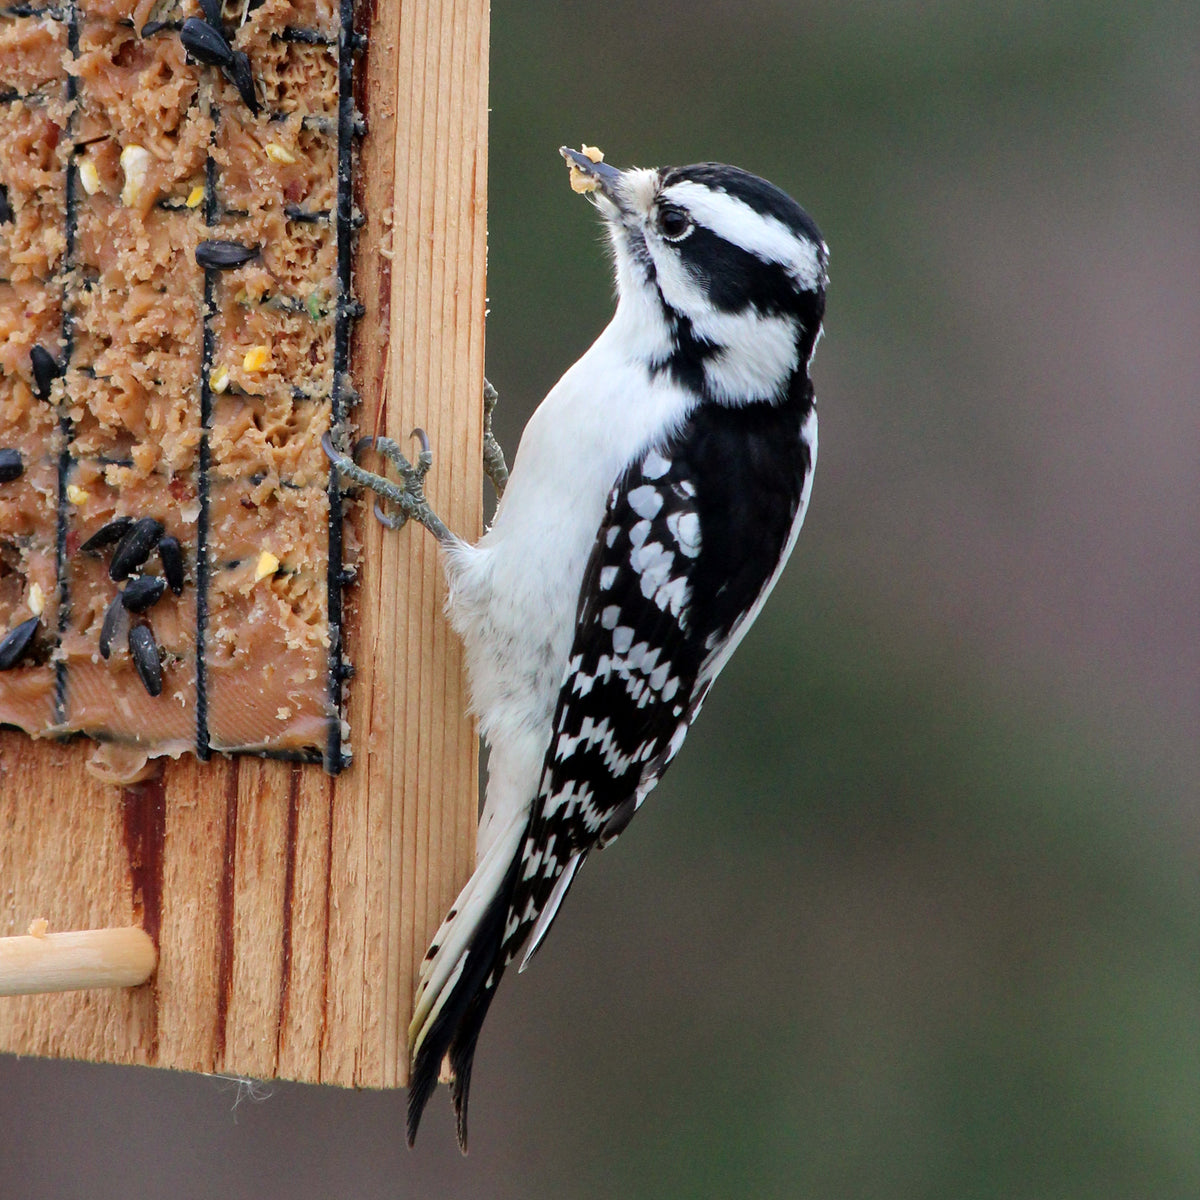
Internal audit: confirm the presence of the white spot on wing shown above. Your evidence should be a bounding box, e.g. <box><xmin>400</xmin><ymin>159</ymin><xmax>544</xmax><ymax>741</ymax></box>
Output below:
<box><xmin>631</xmin><ymin>541</ymin><xmax>675</xmax><ymax>597</ymax></box>
<box><xmin>627</xmin><ymin>485</ymin><xmax>663</xmax><ymax>518</ymax></box>
<box><xmin>654</xmin><ymin>575</ymin><xmax>690</xmax><ymax>618</ymax></box>
<box><xmin>667</xmin><ymin>510</ymin><xmax>700</xmax><ymax>557</ymax></box>
<box><xmin>642</xmin><ymin>449</ymin><xmax>671</xmax><ymax>479</ymax></box>
<box><xmin>572</xmin><ymin>669</ymin><xmax>597</xmax><ymax>697</ymax></box>
<box><xmin>629</xmin><ymin>519</ymin><xmax>651</xmax><ymax>549</ymax></box>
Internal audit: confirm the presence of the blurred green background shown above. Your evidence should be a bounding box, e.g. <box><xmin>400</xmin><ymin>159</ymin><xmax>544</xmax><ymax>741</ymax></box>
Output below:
<box><xmin>3</xmin><ymin>1</ymin><xmax>1198</xmax><ymax>1196</ymax></box>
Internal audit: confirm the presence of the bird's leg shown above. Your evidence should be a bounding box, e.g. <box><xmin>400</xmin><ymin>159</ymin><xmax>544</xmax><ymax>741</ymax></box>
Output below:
<box><xmin>324</xmin><ymin>379</ymin><xmax>505</xmax><ymax>538</ymax></box>
<box><xmin>481</xmin><ymin>378</ymin><xmax>509</xmax><ymax>500</ymax></box>
<box><xmin>322</xmin><ymin>429</ymin><xmax>452</xmax><ymax>544</ymax></box>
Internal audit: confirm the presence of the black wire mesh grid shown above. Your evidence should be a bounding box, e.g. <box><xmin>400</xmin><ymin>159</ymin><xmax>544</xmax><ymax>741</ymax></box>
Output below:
<box><xmin>0</xmin><ymin>0</ymin><xmax>363</xmax><ymax>772</ymax></box>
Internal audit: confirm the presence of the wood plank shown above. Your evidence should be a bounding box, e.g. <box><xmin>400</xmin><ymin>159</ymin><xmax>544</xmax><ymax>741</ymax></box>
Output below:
<box><xmin>0</xmin><ymin>0</ymin><xmax>488</xmax><ymax>1087</ymax></box>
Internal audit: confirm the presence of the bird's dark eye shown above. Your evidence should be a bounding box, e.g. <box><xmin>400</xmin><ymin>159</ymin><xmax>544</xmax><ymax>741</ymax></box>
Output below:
<box><xmin>658</xmin><ymin>207</ymin><xmax>692</xmax><ymax>241</ymax></box>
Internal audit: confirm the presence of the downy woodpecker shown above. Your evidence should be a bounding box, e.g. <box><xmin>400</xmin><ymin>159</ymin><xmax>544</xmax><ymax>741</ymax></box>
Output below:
<box><xmin>325</xmin><ymin>146</ymin><xmax>827</xmax><ymax>1149</ymax></box>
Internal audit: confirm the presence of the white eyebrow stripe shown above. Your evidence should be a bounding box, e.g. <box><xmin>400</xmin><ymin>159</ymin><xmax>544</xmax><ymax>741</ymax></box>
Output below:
<box><xmin>664</xmin><ymin>180</ymin><xmax>825</xmax><ymax>291</ymax></box>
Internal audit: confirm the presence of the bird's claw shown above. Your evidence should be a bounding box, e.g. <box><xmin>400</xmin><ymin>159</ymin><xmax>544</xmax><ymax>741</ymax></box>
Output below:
<box><xmin>482</xmin><ymin>379</ymin><xmax>508</xmax><ymax>499</ymax></box>
<box><xmin>412</xmin><ymin>426</ymin><xmax>432</xmax><ymax>463</ymax></box>
<box><xmin>374</xmin><ymin>501</ymin><xmax>403</xmax><ymax>530</ymax></box>
<box><xmin>322</xmin><ymin>429</ymin><xmax>450</xmax><ymax>542</ymax></box>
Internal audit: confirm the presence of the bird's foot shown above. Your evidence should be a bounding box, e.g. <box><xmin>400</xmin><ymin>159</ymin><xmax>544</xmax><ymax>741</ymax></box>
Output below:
<box><xmin>322</xmin><ymin>429</ymin><xmax>451</xmax><ymax>543</ymax></box>
<box><xmin>482</xmin><ymin>378</ymin><xmax>509</xmax><ymax>500</ymax></box>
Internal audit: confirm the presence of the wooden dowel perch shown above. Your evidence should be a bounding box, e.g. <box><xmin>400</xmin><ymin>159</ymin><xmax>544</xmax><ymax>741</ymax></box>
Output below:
<box><xmin>0</xmin><ymin>927</ymin><xmax>157</xmax><ymax>997</ymax></box>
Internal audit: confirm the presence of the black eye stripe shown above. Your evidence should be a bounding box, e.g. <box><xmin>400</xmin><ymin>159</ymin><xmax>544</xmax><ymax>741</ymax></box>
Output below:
<box><xmin>673</xmin><ymin>226</ymin><xmax>812</xmax><ymax>315</ymax></box>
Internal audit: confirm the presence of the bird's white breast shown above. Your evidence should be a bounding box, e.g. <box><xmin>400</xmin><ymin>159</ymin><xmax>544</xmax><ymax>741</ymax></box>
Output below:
<box><xmin>443</xmin><ymin>307</ymin><xmax>696</xmax><ymax>859</ymax></box>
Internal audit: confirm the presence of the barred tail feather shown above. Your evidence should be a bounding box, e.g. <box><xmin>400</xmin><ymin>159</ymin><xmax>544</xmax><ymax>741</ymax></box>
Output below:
<box><xmin>406</xmin><ymin>816</ymin><xmax>526</xmax><ymax>1150</ymax></box>
<box><xmin>441</xmin><ymin>849</ymin><xmax>584</xmax><ymax>1146</ymax></box>
<box><xmin>411</xmin><ymin>812</ymin><xmax>524</xmax><ymax>1024</ymax></box>
<box><xmin>406</xmin><ymin>816</ymin><xmax>586</xmax><ymax>1148</ymax></box>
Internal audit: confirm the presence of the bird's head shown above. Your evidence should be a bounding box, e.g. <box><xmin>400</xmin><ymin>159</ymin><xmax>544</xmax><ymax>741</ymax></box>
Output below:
<box><xmin>561</xmin><ymin>147</ymin><xmax>827</xmax><ymax>406</ymax></box>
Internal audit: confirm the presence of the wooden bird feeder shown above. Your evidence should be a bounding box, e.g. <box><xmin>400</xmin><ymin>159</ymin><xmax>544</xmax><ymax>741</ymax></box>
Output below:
<box><xmin>0</xmin><ymin>0</ymin><xmax>488</xmax><ymax>1087</ymax></box>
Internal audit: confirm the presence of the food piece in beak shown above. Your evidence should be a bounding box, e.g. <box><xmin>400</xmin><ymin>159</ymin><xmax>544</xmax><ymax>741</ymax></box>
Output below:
<box><xmin>564</xmin><ymin>144</ymin><xmax>605</xmax><ymax>193</ymax></box>
<box><xmin>560</xmin><ymin>145</ymin><xmax>622</xmax><ymax>198</ymax></box>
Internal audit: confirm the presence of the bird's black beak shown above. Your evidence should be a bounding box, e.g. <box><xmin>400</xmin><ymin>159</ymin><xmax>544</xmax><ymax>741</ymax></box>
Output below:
<box><xmin>559</xmin><ymin>146</ymin><xmax>624</xmax><ymax>204</ymax></box>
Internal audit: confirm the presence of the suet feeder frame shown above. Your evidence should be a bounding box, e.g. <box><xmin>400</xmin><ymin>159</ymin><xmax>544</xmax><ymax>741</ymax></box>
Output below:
<box><xmin>0</xmin><ymin>0</ymin><xmax>488</xmax><ymax>1089</ymax></box>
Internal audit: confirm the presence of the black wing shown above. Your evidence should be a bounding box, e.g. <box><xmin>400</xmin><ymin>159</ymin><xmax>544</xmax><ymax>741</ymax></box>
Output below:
<box><xmin>502</xmin><ymin>389</ymin><xmax>815</xmax><ymax>967</ymax></box>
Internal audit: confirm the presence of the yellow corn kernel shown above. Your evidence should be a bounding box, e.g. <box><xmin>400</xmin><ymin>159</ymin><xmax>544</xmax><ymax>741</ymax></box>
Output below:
<box><xmin>78</xmin><ymin>159</ymin><xmax>102</xmax><ymax>196</ymax></box>
<box><xmin>264</xmin><ymin>143</ymin><xmax>297</xmax><ymax>165</ymax></box>
<box><xmin>119</xmin><ymin>144</ymin><xmax>152</xmax><ymax>207</ymax></box>
<box><xmin>254</xmin><ymin>550</ymin><xmax>280</xmax><ymax>582</ymax></box>
<box><xmin>185</xmin><ymin>184</ymin><xmax>205</xmax><ymax>208</ymax></box>
<box><xmin>66</xmin><ymin>483</ymin><xmax>89</xmax><ymax>505</ymax></box>
<box><xmin>27</xmin><ymin>918</ymin><xmax>49</xmax><ymax>939</ymax></box>
<box><xmin>210</xmin><ymin>365</ymin><xmax>230</xmax><ymax>394</ymax></box>
<box><xmin>27</xmin><ymin>581</ymin><xmax>45</xmax><ymax>617</ymax></box>
<box><xmin>242</xmin><ymin>344</ymin><xmax>272</xmax><ymax>373</ymax></box>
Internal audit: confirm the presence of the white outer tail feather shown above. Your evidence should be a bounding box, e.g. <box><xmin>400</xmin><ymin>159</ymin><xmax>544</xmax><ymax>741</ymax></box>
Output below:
<box><xmin>409</xmin><ymin>812</ymin><xmax>527</xmax><ymax>1060</ymax></box>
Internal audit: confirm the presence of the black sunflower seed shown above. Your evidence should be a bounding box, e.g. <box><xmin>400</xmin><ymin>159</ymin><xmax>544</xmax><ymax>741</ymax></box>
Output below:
<box><xmin>128</xmin><ymin>623</ymin><xmax>162</xmax><ymax>696</ymax></box>
<box><xmin>158</xmin><ymin>535</ymin><xmax>185</xmax><ymax>594</ymax></box>
<box><xmin>284</xmin><ymin>205</ymin><xmax>329</xmax><ymax>225</ymax></box>
<box><xmin>80</xmin><ymin>515</ymin><xmax>134</xmax><ymax>555</ymax></box>
<box><xmin>121</xmin><ymin>574</ymin><xmax>167</xmax><ymax>612</ymax></box>
<box><xmin>0</xmin><ymin>184</ymin><xmax>12</xmax><ymax>224</ymax></box>
<box><xmin>109</xmin><ymin>516</ymin><xmax>164</xmax><ymax>581</ymax></box>
<box><xmin>195</xmin><ymin>239</ymin><xmax>260</xmax><ymax>270</ymax></box>
<box><xmin>225</xmin><ymin>50</ymin><xmax>259</xmax><ymax>114</ymax></box>
<box><xmin>198</xmin><ymin>0</ymin><xmax>222</xmax><ymax>29</ymax></box>
<box><xmin>179</xmin><ymin>17</ymin><xmax>234</xmax><ymax>67</ymax></box>
<box><xmin>0</xmin><ymin>616</ymin><xmax>39</xmax><ymax>670</ymax></box>
<box><xmin>98</xmin><ymin>591</ymin><xmax>128</xmax><ymax>660</ymax></box>
<box><xmin>0</xmin><ymin>447</ymin><xmax>22</xmax><ymax>482</ymax></box>
<box><xmin>30</xmin><ymin>344</ymin><xmax>60</xmax><ymax>400</ymax></box>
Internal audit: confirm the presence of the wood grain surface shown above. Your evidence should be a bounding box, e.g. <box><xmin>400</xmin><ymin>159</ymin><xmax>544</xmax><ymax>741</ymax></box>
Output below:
<box><xmin>0</xmin><ymin>0</ymin><xmax>488</xmax><ymax>1088</ymax></box>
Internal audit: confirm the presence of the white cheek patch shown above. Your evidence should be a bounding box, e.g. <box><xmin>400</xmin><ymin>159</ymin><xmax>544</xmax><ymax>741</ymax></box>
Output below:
<box><xmin>696</xmin><ymin>308</ymin><xmax>799</xmax><ymax>404</ymax></box>
<box><xmin>645</xmin><ymin>224</ymin><xmax>801</xmax><ymax>401</ymax></box>
<box><xmin>663</xmin><ymin>180</ymin><xmax>825</xmax><ymax>291</ymax></box>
